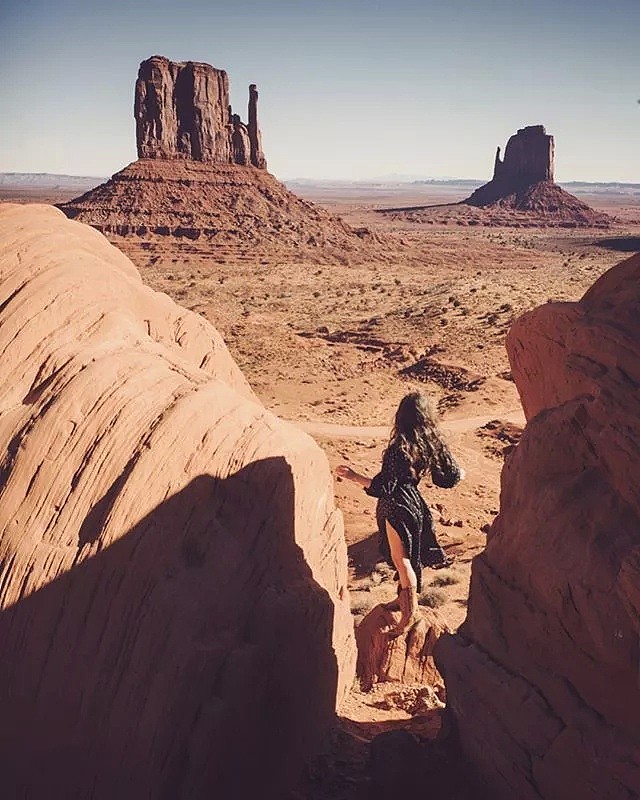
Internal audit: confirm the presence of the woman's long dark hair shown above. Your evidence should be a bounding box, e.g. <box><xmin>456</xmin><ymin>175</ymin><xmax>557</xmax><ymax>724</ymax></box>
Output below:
<box><xmin>387</xmin><ymin>392</ymin><xmax>450</xmax><ymax>481</ymax></box>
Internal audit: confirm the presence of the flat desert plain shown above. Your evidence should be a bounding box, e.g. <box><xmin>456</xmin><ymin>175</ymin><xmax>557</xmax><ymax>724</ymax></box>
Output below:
<box><xmin>3</xmin><ymin>179</ymin><xmax>640</xmax><ymax>793</ymax></box>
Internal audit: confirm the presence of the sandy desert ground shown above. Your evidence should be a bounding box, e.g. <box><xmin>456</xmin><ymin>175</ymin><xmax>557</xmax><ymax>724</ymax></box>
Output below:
<box><xmin>3</xmin><ymin>180</ymin><xmax>640</xmax><ymax>796</ymax></box>
<box><xmin>108</xmin><ymin>182</ymin><xmax>640</xmax><ymax>625</ymax></box>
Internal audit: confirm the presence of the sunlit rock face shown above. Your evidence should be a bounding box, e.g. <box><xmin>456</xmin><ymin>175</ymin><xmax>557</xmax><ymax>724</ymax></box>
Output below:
<box><xmin>135</xmin><ymin>54</ymin><xmax>267</xmax><ymax>168</ymax></box>
<box><xmin>0</xmin><ymin>204</ymin><xmax>355</xmax><ymax>799</ymax></box>
<box><xmin>59</xmin><ymin>55</ymin><xmax>380</xmax><ymax>257</ymax></box>
<box><xmin>436</xmin><ymin>252</ymin><xmax>640</xmax><ymax>800</ymax></box>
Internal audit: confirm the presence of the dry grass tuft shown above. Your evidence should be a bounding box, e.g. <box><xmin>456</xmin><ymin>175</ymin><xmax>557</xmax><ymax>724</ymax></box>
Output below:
<box><xmin>418</xmin><ymin>588</ymin><xmax>447</xmax><ymax>608</ymax></box>
<box><xmin>429</xmin><ymin>570</ymin><xmax>460</xmax><ymax>588</ymax></box>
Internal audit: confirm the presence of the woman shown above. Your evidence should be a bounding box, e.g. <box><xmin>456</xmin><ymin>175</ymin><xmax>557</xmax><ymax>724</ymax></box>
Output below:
<box><xmin>336</xmin><ymin>392</ymin><xmax>463</xmax><ymax>635</ymax></box>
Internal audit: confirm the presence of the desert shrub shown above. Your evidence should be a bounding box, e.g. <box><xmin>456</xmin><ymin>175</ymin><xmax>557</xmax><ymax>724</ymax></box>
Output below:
<box><xmin>373</xmin><ymin>561</ymin><xmax>395</xmax><ymax>579</ymax></box>
<box><xmin>418</xmin><ymin>588</ymin><xmax>446</xmax><ymax>608</ymax></box>
<box><xmin>429</xmin><ymin>571</ymin><xmax>459</xmax><ymax>588</ymax></box>
<box><xmin>370</xmin><ymin>563</ymin><xmax>394</xmax><ymax>585</ymax></box>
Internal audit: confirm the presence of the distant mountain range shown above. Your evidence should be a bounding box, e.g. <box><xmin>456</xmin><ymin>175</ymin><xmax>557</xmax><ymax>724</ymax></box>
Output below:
<box><xmin>285</xmin><ymin>176</ymin><xmax>640</xmax><ymax>190</ymax></box>
<box><xmin>0</xmin><ymin>173</ymin><xmax>105</xmax><ymax>190</ymax></box>
<box><xmin>2</xmin><ymin>172</ymin><xmax>639</xmax><ymax>193</ymax></box>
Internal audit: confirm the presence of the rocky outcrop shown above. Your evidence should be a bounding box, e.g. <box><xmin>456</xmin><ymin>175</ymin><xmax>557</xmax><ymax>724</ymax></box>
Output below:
<box><xmin>436</xmin><ymin>252</ymin><xmax>640</xmax><ymax>799</ymax></box>
<box><xmin>464</xmin><ymin>125</ymin><xmax>610</xmax><ymax>226</ymax></box>
<box><xmin>135</xmin><ymin>55</ymin><xmax>266</xmax><ymax>168</ymax></box>
<box><xmin>356</xmin><ymin>605</ymin><xmax>448</xmax><ymax>692</ymax></box>
<box><xmin>467</xmin><ymin>125</ymin><xmax>554</xmax><ymax>206</ymax></box>
<box><xmin>248</xmin><ymin>84</ymin><xmax>267</xmax><ymax>169</ymax></box>
<box><xmin>0</xmin><ymin>204</ymin><xmax>356</xmax><ymax>798</ymax></box>
<box><xmin>60</xmin><ymin>57</ymin><xmax>383</xmax><ymax>260</ymax></box>
<box><xmin>59</xmin><ymin>159</ymin><xmax>380</xmax><ymax>259</ymax></box>
<box><xmin>494</xmin><ymin>125</ymin><xmax>554</xmax><ymax>186</ymax></box>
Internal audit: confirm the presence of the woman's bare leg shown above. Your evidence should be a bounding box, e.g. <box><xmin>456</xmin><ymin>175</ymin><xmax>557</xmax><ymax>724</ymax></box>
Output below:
<box><xmin>385</xmin><ymin>521</ymin><xmax>417</xmax><ymax>589</ymax></box>
<box><xmin>385</xmin><ymin>521</ymin><xmax>419</xmax><ymax>634</ymax></box>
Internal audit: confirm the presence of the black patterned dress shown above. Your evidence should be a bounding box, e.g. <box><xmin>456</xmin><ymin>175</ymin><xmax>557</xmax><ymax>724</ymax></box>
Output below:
<box><xmin>365</xmin><ymin>441</ymin><xmax>461</xmax><ymax>591</ymax></box>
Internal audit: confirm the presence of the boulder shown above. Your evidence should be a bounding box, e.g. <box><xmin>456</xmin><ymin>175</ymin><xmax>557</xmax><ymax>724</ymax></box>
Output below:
<box><xmin>436</xmin><ymin>253</ymin><xmax>640</xmax><ymax>799</ymax></box>
<box><xmin>356</xmin><ymin>604</ymin><xmax>448</xmax><ymax>692</ymax></box>
<box><xmin>0</xmin><ymin>204</ymin><xmax>356</xmax><ymax>799</ymax></box>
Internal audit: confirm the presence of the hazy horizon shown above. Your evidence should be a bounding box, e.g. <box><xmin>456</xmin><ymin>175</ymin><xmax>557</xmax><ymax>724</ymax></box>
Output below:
<box><xmin>3</xmin><ymin>171</ymin><xmax>640</xmax><ymax>188</ymax></box>
<box><xmin>1</xmin><ymin>0</ymin><xmax>639</xmax><ymax>183</ymax></box>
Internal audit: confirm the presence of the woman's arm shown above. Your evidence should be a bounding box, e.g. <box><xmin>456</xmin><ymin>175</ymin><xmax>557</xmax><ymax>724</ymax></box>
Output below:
<box><xmin>335</xmin><ymin>464</ymin><xmax>371</xmax><ymax>490</ymax></box>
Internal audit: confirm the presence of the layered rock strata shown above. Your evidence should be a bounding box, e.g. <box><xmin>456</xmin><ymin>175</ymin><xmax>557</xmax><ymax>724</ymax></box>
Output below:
<box><xmin>436</xmin><ymin>252</ymin><xmax>640</xmax><ymax>799</ymax></box>
<box><xmin>135</xmin><ymin>55</ymin><xmax>266</xmax><ymax>168</ymax></box>
<box><xmin>0</xmin><ymin>204</ymin><xmax>356</xmax><ymax>799</ymax></box>
<box><xmin>60</xmin><ymin>159</ymin><xmax>367</xmax><ymax>250</ymax></box>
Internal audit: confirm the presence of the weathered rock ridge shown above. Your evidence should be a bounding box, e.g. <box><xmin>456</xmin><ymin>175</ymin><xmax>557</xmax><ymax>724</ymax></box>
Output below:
<box><xmin>135</xmin><ymin>55</ymin><xmax>266</xmax><ymax>168</ymax></box>
<box><xmin>464</xmin><ymin>125</ymin><xmax>609</xmax><ymax>226</ymax></box>
<box><xmin>59</xmin><ymin>159</ymin><xmax>375</xmax><ymax>254</ymax></box>
<box><xmin>0</xmin><ymin>204</ymin><xmax>356</xmax><ymax>798</ymax></box>
<box><xmin>436</xmin><ymin>252</ymin><xmax>640</xmax><ymax>799</ymax></box>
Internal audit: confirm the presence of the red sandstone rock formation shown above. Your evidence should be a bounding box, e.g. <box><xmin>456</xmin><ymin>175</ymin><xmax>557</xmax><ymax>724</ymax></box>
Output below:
<box><xmin>467</xmin><ymin>125</ymin><xmax>554</xmax><ymax>206</ymax></box>
<box><xmin>356</xmin><ymin>604</ymin><xmax>449</xmax><ymax>692</ymax></box>
<box><xmin>436</xmin><ymin>252</ymin><xmax>640</xmax><ymax>799</ymax></box>
<box><xmin>60</xmin><ymin>57</ymin><xmax>380</xmax><ymax>257</ymax></box>
<box><xmin>59</xmin><ymin>159</ymin><xmax>377</xmax><ymax>255</ymax></box>
<box><xmin>0</xmin><ymin>204</ymin><xmax>356</xmax><ymax>799</ymax></box>
<box><xmin>135</xmin><ymin>55</ymin><xmax>265</xmax><ymax>168</ymax></box>
<box><xmin>248</xmin><ymin>83</ymin><xmax>267</xmax><ymax>169</ymax></box>
<box><xmin>465</xmin><ymin>125</ymin><xmax>610</xmax><ymax>226</ymax></box>
<box><xmin>495</xmin><ymin>125</ymin><xmax>554</xmax><ymax>185</ymax></box>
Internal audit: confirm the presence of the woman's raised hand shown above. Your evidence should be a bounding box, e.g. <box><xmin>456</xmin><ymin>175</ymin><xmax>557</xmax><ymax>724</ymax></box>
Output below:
<box><xmin>335</xmin><ymin>464</ymin><xmax>353</xmax><ymax>479</ymax></box>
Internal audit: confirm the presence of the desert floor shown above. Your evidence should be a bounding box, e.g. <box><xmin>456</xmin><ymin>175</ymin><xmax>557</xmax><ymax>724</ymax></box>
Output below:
<box><xmin>4</xmin><ymin>181</ymin><xmax>640</xmax><ymax>797</ymax></box>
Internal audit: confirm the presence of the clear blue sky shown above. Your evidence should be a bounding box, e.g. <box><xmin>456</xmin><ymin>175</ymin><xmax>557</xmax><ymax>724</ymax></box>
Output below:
<box><xmin>1</xmin><ymin>0</ymin><xmax>638</xmax><ymax>181</ymax></box>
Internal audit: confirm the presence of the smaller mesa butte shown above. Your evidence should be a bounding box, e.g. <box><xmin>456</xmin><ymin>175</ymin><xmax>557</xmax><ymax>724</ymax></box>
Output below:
<box><xmin>464</xmin><ymin>125</ymin><xmax>610</xmax><ymax>225</ymax></box>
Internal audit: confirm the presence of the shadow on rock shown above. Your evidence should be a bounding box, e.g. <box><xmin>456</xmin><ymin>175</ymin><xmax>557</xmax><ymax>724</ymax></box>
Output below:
<box><xmin>0</xmin><ymin>459</ymin><xmax>338</xmax><ymax>799</ymax></box>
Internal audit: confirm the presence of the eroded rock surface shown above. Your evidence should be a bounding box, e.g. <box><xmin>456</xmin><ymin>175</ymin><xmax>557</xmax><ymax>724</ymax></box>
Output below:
<box><xmin>467</xmin><ymin>125</ymin><xmax>554</xmax><ymax>206</ymax></box>
<box><xmin>0</xmin><ymin>204</ymin><xmax>356</xmax><ymax>799</ymax></box>
<box><xmin>59</xmin><ymin>159</ymin><xmax>373</xmax><ymax>252</ymax></box>
<box><xmin>60</xmin><ymin>57</ymin><xmax>382</xmax><ymax>258</ymax></box>
<box><xmin>356</xmin><ymin>604</ymin><xmax>448</xmax><ymax>693</ymax></box>
<box><xmin>436</xmin><ymin>253</ymin><xmax>640</xmax><ymax>799</ymax></box>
